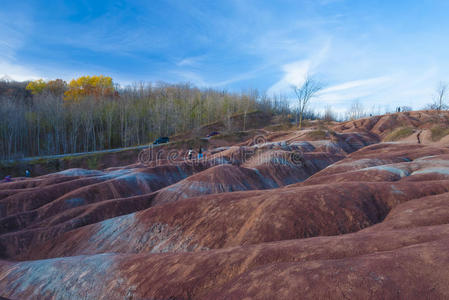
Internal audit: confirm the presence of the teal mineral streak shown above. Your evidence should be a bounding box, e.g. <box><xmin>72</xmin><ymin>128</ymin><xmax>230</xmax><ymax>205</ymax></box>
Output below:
<box><xmin>99</xmin><ymin>169</ymin><xmax>133</xmax><ymax>180</ymax></box>
<box><xmin>116</xmin><ymin>172</ymin><xmax>157</xmax><ymax>181</ymax></box>
<box><xmin>90</xmin><ymin>213</ymin><xmax>137</xmax><ymax>245</ymax></box>
<box><xmin>1</xmin><ymin>253</ymin><xmax>119</xmax><ymax>299</ymax></box>
<box><xmin>253</xmin><ymin>169</ymin><xmax>279</xmax><ymax>188</ymax></box>
<box><xmin>58</xmin><ymin>168</ymin><xmax>104</xmax><ymax>176</ymax></box>
<box><xmin>64</xmin><ymin>197</ymin><xmax>85</xmax><ymax>208</ymax></box>
<box><xmin>363</xmin><ymin>165</ymin><xmax>411</xmax><ymax>178</ymax></box>
<box><xmin>391</xmin><ymin>185</ymin><xmax>405</xmax><ymax>195</ymax></box>
<box><xmin>412</xmin><ymin>168</ymin><xmax>449</xmax><ymax>176</ymax></box>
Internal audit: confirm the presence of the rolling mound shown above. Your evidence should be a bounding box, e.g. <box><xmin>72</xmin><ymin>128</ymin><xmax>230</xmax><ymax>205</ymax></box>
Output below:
<box><xmin>1</xmin><ymin>111</ymin><xmax>449</xmax><ymax>299</ymax></box>
<box><xmin>333</xmin><ymin>110</ymin><xmax>449</xmax><ymax>144</ymax></box>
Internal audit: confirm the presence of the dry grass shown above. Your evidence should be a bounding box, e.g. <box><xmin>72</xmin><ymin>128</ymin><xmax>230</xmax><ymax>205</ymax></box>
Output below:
<box><xmin>384</xmin><ymin>127</ymin><xmax>414</xmax><ymax>141</ymax></box>
<box><xmin>264</xmin><ymin>123</ymin><xmax>295</xmax><ymax>132</ymax></box>
<box><xmin>307</xmin><ymin>130</ymin><xmax>328</xmax><ymax>140</ymax></box>
<box><xmin>431</xmin><ymin>126</ymin><xmax>449</xmax><ymax>141</ymax></box>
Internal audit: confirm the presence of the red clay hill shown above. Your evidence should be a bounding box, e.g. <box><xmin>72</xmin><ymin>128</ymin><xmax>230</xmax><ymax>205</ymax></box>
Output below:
<box><xmin>1</xmin><ymin>110</ymin><xmax>449</xmax><ymax>299</ymax></box>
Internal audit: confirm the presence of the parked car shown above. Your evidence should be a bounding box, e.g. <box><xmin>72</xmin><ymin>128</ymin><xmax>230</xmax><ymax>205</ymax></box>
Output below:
<box><xmin>207</xmin><ymin>131</ymin><xmax>220</xmax><ymax>137</ymax></box>
<box><xmin>153</xmin><ymin>137</ymin><xmax>169</xmax><ymax>144</ymax></box>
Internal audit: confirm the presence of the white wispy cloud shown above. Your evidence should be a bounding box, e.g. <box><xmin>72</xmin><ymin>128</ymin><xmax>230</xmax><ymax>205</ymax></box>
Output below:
<box><xmin>0</xmin><ymin>8</ymin><xmax>43</xmax><ymax>81</ymax></box>
<box><xmin>320</xmin><ymin>76</ymin><xmax>392</xmax><ymax>94</ymax></box>
<box><xmin>0</xmin><ymin>60</ymin><xmax>41</xmax><ymax>81</ymax></box>
<box><xmin>314</xmin><ymin>67</ymin><xmax>440</xmax><ymax>114</ymax></box>
<box><xmin>266</xmin><ymin>40</ymin><xmax>331</xmax><ymax>95</ymax></box>
<box><xmin>173</xmin><ymin>65</ymin><xmax>266</xmax><ymax>88</ymax></box>
<box><xmin>176</xmin><ymin>56</ymin><xmax>204</xmax><ymax>67</ymax></box>
<box><xmin>172</xmin><ymin>70</ymin><xmax>207</xmax><ymax>86</ymax></box>
<box><xmin>267</xmin><ymin>60</ymin><xmax>311</xmax><ymax>95</ymax></box>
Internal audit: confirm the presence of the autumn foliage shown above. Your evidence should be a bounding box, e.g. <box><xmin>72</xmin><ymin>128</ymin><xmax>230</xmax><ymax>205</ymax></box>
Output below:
<box><xmin>64</xmin><ymin>75</ymin><xmax>115</xmax><ymax>101</ymax></box>
<box><xmin>26</xmin><ymin>79</ymin><xmax>67</xmax><ymax>96</ymax></box>
<box><xmin>46</xmin><ymin>79</ymin><xmax>68</xmax><ymax>96</ymax></box>
<box><xmin>26</xmin><ymin>76</ymin><xmax>114</xmax><ymax>101</ymax></box>
<box><xmin>26</xmin><ymin>79</ymin><xmax>47</xmax><ymax>95</ymax></box>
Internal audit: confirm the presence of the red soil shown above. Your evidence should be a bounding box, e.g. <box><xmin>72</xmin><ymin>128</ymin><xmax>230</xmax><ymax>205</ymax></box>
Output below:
<box><xmin>1</xmin><ymin>111</ymin><xmax>449</xmax><ymax>299</ymax></box>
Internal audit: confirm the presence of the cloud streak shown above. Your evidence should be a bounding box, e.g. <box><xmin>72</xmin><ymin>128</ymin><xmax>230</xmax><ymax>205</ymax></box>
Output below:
<box><xmin>0</xmin><ymin>8</ymin><xmax>43</xmax><ymax>81</ymax></box>
<box><xmin>0</xmin><ymin>60</ymin><xmax>41</xmax><ymax>81</ymax></box>
<box><xmin>267</xmin><ymin>40</ymin><xmax>331</xmax><ymax>95</ymax></box>
<box><xmin>267</xmin><ymin>60</ymin><xmax>311</xmax><ymax>95</ymax></box>
<box><xmin>2</xmin><ymin>0</ymin><xmax>449</xmax><ymax>112</ymax></box>
<box><xmin>320</xmin><ymin>76</ymin><xmax>392</xmax><ymax>94</ymax></box>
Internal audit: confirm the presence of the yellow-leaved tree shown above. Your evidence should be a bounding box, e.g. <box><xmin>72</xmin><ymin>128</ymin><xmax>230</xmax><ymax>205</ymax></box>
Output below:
<box><xmin>26</xmin><ymin>79</ymin><xmax>47</xmax><ymax>95</ymax></box>
<box><xmin>64</xmin><ymin>75</ymin><xmax>115</xmax><ymax>101</ymax></box>
<box><xmin>26</xmin><ymin>79</ymin><xmax>68</xmax><ymax>97</ymax></box>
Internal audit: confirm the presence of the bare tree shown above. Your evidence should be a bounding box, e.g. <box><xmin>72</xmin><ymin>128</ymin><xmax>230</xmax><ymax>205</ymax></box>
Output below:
<box><xmin>323</xmin><ymin>105</ymin><xmax>335</xmax><ymax>122</ymax></box>
<box><xmin>346</xmin><ymin>100</ymin><xmax>365</xmax><ymax>120</ymax></box>
<box><xmin>0</xmin><ymin>79</ymin><xmax>295</xmax><ymax>160</ymax></box>
<box><xmin>434</xmin><ymin>82</ymin><xmax>448</xmax><ymax>111</ymax></box>
<box><xmin>292</xmin><ymin>75</ymin><xmax>323</xmax><ymax>129</ymax></box>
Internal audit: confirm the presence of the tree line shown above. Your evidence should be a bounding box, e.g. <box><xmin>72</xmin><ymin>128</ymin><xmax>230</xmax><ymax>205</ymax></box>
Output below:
<box><xmin>0</xmin><ymin>77</ymin><xmax>291</xmax><ymax>160</ymax></box>
<box><xmin>5</xmin><ymin>74</ymin><xmax>442</xmax><ymax>160</ymax></box>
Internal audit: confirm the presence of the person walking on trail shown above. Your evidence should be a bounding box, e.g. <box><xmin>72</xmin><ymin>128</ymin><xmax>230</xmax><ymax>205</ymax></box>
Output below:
<box><xmin>188</xmin><ymin>148</ymin><xmax>193</xmax><ymax>160</ymax></box>
<box><xmin>198</xmin><ymin>147</ymin><xmax>203</xmax><ymax>159</ymax></box>
<box><xmin>417</xmin><ymin>130</ymin><xmax>422</xmax><ymax>144</ymax></box>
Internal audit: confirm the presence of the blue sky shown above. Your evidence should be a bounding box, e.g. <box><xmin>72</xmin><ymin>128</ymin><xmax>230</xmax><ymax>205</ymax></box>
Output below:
<box><xmin>1</xmin><ymin>0</ymin><xmax>449</xmax><ymax>112</ymax></box>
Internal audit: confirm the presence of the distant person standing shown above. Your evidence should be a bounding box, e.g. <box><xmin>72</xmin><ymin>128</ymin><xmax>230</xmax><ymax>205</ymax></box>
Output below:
<box><xmin>188</xmin><ymin>148</ymin><xmax>193</xmax><ymax>160</ymax></box>
<box><xmin>25</xmin><ymin>169</ymin><xmax>31</xmax><ymax>177</ymax></box>
<box><xmin>198</xmin><ymin>147</ymin><xmax>203</xmax><ymax>159</ymax></box>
